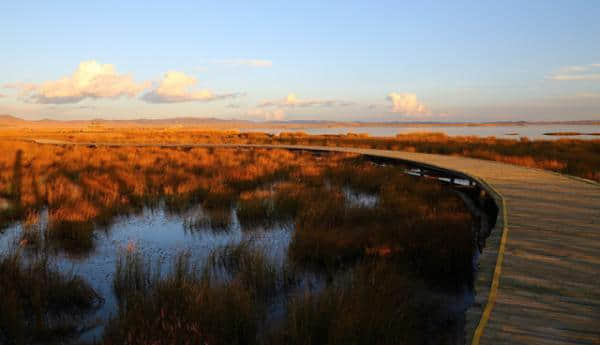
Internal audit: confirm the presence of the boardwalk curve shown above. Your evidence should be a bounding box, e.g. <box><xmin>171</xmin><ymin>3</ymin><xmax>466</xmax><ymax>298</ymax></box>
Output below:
<box><xmin>29</xmin><ymin>139</ymin><xmax>600</xmax><ymax>345</ymax></box>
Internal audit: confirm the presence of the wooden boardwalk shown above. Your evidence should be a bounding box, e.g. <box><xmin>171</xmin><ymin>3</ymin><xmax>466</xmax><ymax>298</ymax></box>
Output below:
<box><xmin>31</xmin><ymin>140</ymin><xmax>600</xmax><ymax>344</ymax></box>
<box><xmin>325</xmin><ymin>147</ymin><xmax>600</xmax><ymax>345</ymax></box>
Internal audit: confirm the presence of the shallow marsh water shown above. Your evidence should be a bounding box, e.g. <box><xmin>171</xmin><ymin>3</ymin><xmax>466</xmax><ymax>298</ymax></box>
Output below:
<box><xmin>0</xmin><ymin>206</ymin><xmax>296</xmax><ymax>342</ymax></box>
<box><xmin>0</xmin><ymin>184</ymin><xmax>480</xmax><ymax>344</ymax></box>
<box><xmin>0</xmin><ymin>189</ymin><xmax>385</xmax><ymax>342</ymax></box>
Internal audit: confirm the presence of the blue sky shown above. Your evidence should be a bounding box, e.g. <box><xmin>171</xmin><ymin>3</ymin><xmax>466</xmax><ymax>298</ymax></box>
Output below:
<box><xmin>1</xmin><ymin>1</ymin><xmax>599</xmax><ymax>121</ymax></box>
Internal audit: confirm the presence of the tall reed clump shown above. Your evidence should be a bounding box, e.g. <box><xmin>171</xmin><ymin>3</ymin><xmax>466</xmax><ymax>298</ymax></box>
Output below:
<box><xmin>237</xmin><ymin>190</ymin><xmax>276</xmax><ymax>231</ymax></box>
<box><xmin>113</xmin><ymin>247</ymin><xmax>156</xmax><ymax>304</ymax></box>
<box><xmin>271</xmin><ymin>183</ymin><xmax>303</xmax><ymax>221</ymax></box>
<box><xmin>289</xmin><ymin>187</ymin><xmax>370</xmax><ymax>270</ymax></box>
<box><xmin>0</xmin><ymin>252</ymin><xmax>101</xmax><ymax>345</ymax></box>
<box><xmin>18</xmin><ymin>211</ymin><xmax>44</xmax><ymax>251</ymax></box>
<box><xmin>207</xmin><ymin>240</ymin><xmax>297</xmax><ymax>300</ymax></box>
<box><xmin>270</xmin><ymin>260</ymin><xmax>441</xmax><ymax>345</ymax></box>
<box><xmin>104</xmin><ymin>242</ymin><xmax>293</xmax><ymax>345</ymax></box>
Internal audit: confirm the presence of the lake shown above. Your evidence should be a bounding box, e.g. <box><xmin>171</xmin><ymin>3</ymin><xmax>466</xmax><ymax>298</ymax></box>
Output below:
<box><xmin>243</xmin><ymin>124</ymin><xmax>600</xmax><ymax>140</ymax></box>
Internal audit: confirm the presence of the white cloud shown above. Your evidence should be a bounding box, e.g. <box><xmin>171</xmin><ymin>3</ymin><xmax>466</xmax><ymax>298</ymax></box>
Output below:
<box><xmin>3</xmin><ymin>82</ymin><xmax>37</xmax><ymax>93</ymax></box>
<box><xmin>567</xmin><ymin>92</ymin><xmax>600</xmax><ymax>100</ymax></box>
<box><xmin>561</xmin><ymin>66</ymin><xmax>587</xmax><ymax>73</ymax></box>
<box><xmin>550</xmin><ymin>74</ymin><xmax>600</xmax><ymax>81</ymax></box>
<box><xmin>141</xmin><ymin>71</ymin><xmax>241</xmax><ymax>103</ymax></box>
<box><xmin>247</xmin><ymin>108</ymin><xmax>286</xmax><ymax>121</ymax></box>
<box><xmin>9</xmin><ymin>61</ymin><xmax>150</xmax><ymax>104</ymax></box>
<box><xmin>210</xmin><ymin>59</ymin><xmax>273</xmax><ymax>68</ymax></box>
<box><xmin>258</xmin><ymin>93</ymin><xmax>349</xmax><ymax>108</ymax></box>
<box><xmin>387</xmin><ymin>92</ymin><xmax>428</xmax><ymax>115</ymax></box>
<box><xmin>548</xmin><ymin>63</ymin><xmax>600</xmax><ymax>81</ymax></box>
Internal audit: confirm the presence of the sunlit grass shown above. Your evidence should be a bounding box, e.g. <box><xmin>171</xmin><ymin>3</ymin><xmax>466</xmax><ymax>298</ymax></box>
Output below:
<box><xmin>0</xmin><ymin>139</ymin><xmax>488</xmax><ymax>344</ymax></box>
<box><xmin>8</xmin><ymin>128</ymin><xmax>596</xmax><ymax>181</ymax></box>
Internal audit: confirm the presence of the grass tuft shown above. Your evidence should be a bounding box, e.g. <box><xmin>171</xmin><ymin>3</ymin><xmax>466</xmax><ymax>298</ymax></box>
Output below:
<box><xmin>0</xmin><ymin>252</ymin><xmax>101</xmax><ymax>344</ymax></box>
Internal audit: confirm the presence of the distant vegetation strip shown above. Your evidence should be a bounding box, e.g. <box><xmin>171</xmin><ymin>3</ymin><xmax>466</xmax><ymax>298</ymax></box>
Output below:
<box><xmin>7</xmin><ymin>129</ymin><xmax>598</xmax><ymax>182</ymax></box>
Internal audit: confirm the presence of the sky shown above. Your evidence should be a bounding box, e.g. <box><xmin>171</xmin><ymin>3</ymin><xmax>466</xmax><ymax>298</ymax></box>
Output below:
<box><xmin>1</xmin><ymin>1</ymin><xmax>599</xmax><ymax>122</ymax></box>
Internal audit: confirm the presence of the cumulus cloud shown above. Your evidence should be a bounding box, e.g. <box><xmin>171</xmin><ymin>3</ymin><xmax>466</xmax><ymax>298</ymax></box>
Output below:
<box><xmin>566</xmin><ymin>92</ymin><xmax>600</xmax><ymax>100</ymax></box>
<box><xmin>387</xmin><ymin>92</ymin><xmax>428</xmax><ymax>115</ymax></box>
<box><xmin>247</xmin><ymin>108</ymin><xmax>286</xmax><ymax>121</ymax></box>
<box><xmin>8</xmin><ymin>61</ymin><xmax>150</xmax><ymax>104</ymax></box>
<box><xmin>258</xmin><ymin>93</ymin><xmax>350</xmax><ymax>108</ymax></box>
<box><xmin>210</xmin><ymin>59</ymin><xmax>273</xmax><ymax>68</ymax></box>
<box><xmin>3</xmin><ymin>83</ymin><xmax>36</xmax><ymax>101</ymax></box>
<box><xmin>551</xmin><ymin>74</ymin><xmax>600</xmax><ymax>81</ymax></box>
<box><xmin>548</xmin><ymin>63</ymin><xmax>600</xmax><ymax>81</ymax></box>
<box><xmin>142</xmin><ymin>71</ymin><xmax>241</xmax><ymax>103</ymax></box>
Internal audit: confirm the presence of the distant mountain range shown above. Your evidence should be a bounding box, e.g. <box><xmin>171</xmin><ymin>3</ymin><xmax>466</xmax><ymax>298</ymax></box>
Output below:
<box><xmin>1</xmin><ymin>114</ymin><xmax>599</xmax><ymax>129</ymax></box>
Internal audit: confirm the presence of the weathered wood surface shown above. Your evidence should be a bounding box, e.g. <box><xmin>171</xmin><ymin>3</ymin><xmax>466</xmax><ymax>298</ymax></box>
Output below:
<box><xmin>30</xmin><ymin>140</ymin><xmax>600</xmax><ymax>345</ymax></box>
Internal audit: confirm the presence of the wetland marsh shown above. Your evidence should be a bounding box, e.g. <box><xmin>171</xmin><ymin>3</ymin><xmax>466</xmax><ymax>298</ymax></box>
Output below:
<box><xmin>0</xmin><ymin>142</ymin><xmax>494</xmax><ymax>345</ymax></box>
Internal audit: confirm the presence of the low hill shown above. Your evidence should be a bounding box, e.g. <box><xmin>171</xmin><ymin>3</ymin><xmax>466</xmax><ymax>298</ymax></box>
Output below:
<box><xmin>0</xmin><ymin>114</ymin><xmax>28</xmax><ymax>126</ymax></box>
<box><xmin>0</xmin><ymin>114</ymin><xmax>598</xmax><ymax>129</ymax></box>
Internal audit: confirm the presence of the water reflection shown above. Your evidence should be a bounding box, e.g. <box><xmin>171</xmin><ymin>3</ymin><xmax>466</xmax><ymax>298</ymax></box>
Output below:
<box><xmin>0</xmin><ymin>205</ymin><xmax>296</xmax><ymax>342</ymax></box>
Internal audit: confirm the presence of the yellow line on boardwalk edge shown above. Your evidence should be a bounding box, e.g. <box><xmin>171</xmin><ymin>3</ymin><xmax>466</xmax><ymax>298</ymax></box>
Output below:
<box><xmin>471</xmin><ymin>181</ymin><xmax>509</xmax><ymax>345</ymax></box>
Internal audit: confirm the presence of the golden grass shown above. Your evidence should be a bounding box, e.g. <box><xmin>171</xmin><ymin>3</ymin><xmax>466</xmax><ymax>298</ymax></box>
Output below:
<box><xmin>0</xmin><ymin>137</ymin><xmax>484</xmax><ymax>344</ymax></box>
<box><xmin>2</xmin><ymin>127</ymin><xmax>597</xmax><ymax>181</ymax></box>
<box><xmin>0</xmin><ymin>140</ymin><xmax>358</xmax><ymax>252</ymax></box>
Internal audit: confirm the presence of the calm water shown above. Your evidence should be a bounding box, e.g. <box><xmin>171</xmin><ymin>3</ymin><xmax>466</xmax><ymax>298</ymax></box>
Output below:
<box><xmin>244</xmin><ymin>124</ymin><xmax>600</xmax><ymax>140</ymax></box>
<box><xmin>0</xmin><ymin>206</ymin><xmax>295</xmax><ymax>342</ymax></box>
